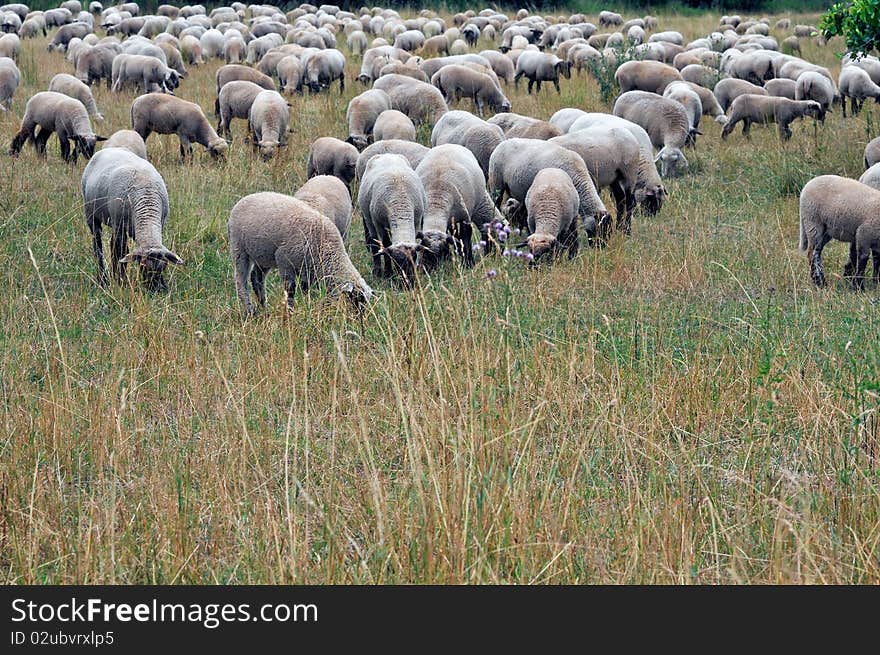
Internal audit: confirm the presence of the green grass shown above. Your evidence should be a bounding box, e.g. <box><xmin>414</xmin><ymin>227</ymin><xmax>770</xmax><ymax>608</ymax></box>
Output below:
<box><xmin>0</xmin><ymin>10</ymin><xmax>878</xmax><ymax>584</ymax></box>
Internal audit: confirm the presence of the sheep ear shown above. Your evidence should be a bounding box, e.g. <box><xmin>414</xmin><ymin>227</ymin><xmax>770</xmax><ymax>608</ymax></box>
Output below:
<box><xmin>95</xmin><ymin>135</ymin><xmax>108</xmax><ymax>141</ymax></box>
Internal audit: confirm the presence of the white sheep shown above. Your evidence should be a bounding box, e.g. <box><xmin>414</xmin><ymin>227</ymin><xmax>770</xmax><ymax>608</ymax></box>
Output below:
<box><xmin>795</xmin><ymin>71</ymin><xmax>836</xmax><ymax>116</ymax></box>
<box><xmin>663</xmin><ymin>81</ymin><xmax>704</xmax><ymax>138</ymax></box>
<box><xmin>48</xmin><ymin>73</ymin><xmax>103</xmax><ymax>121</ymax></box>
<box><xmin>345</xmin><ymin>87</ymin><xmax>392</xmax><ymax>149</ymax></box>
<box><xmin>764</xmin><ymin>78</ymin><xmax>797</xmax><ymax>99</ymax></box>
<box><xmin>431</xmin><ymin>109</ymin><xmax>504</xmax><ymax>179</ymax></box>
<box><xmin>82</xmin><ymin>146</ymin><xmax>182</xmax><ymax>291</ymax></box>
<box><xmin>372</xmin><ymin>74</ymin><xmax>448</xmax><ymax>126</ymax></box>
<box><xmin>0</xmin><ymin>55</ymin><xmax>19</xmax><ymax>110</ymax></box>
<box><xmin>516</xmin><ymin>168</ymin><xmax>580</xmax><ymax>262</ymax></box>
<box><xmin>131</xmin><ymin>93</ymin><xmax>228</xmax><ymax>160</ymax></box>
<box><xmin>293</xmin><ymin>175</ymin><xmax>352</xmax><ymax>240</ymax></box>
<box><xmin>103</xmin><ymin>129</ymin><xmax>147</xmax><ymax>159</ymax></box>
<box><xmin>372</xmin><ymin>109</ymin><xmax>416</xmax><ymax>142</ymax></box>
<box><xmin>307</xmin><ymin>136</ymin><xmax>359</xmax><ymax>190</ymax></box>
<box><xmin>721</xmin><ymin>94</ymin><xmax>825</xmax><ymax>140</ymax></box>
<box><xmin>228</xmin><ymin>192</ymin><xmax>373</xmax><ymax>313</ymax></box>
<box><xmin>615</xmin><ymin>60</ymin><xmax>683</xmax><ymax>94</ymax></box>
<box><xmin>714</xmin><ymin>77</ymin><xmax>767</xmax><ymax>112</ymax></box>
<box><xmin>488</xmin><ymin>111</ymin><xmax>561</xmax><ymax>140</ymax></box>
<box><xmin>514</xmin><ymin>50</ymin><xmax>572</xmax><ymax>93</ymax></box>
<box><xmin>430</xmin><ymin>63</ymin><xmax>510</xmax><ymax>117</ymax></box>
<box><xmin>305</xmin><ymin>48</ymin><xmax>346</xmax><ymax>93</ymax></box>
<box><xmin>10</xmin><ymin>91</ymin><xmax>106</xmax><ymax>162</ymax></box>
<box><xmin>111</xmin><ymin>53</ymin><xmax>180</xmax><ymax>94</ymax></box>
<box><xmin>859</xmin><ymin>163</ymin><xmax>880</xmax><ymax>191</ymax></box>
<box><xmin>248</xmin><ymin>89</ymin><xmax>289</xmax><ymax>159</ymax></box>
<box><xmin>217</xmin><ymin>80</ymin><xmax>264</xmax><ymax>139</ymax></box>
<box><xmin>613</xmin><ymin>91</ymin><xmax>693</xmax><ymax>176</ymax></box>
<box><xmin>354</xmin><ymin>139</ymin><xmax>429</xmax><ymax>182</ymax></box>
<box><xmin>839</xmin><ymin>65</ymin><xmax>880</xmax><ymax>117</ymax></box>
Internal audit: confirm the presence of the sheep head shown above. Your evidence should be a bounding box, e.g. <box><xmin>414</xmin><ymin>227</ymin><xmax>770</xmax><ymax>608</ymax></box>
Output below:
<box><xmin>75</xmin><ymin>133</ymin><xmax>107</xmax><ymax>159</ymax></box>
<box><xmin>119</xmin><ymin>246</ymin><xmax>184</xmax><ymax>293</ymax></box>
<box><xmin>655</xmin><ymin>147</ymin><xmax>688</xmax><ymax>178</ymax></box>
<box><xmin>523</xmin><ymin>232</ymin><xmax>559</xmax><ymax>263</ymax></box>
<box><xmin>208</xmin><ymin>138</ymin><xmax>228</xmax><ymax>159</ymax></box>
<box><xmin>378</xmin><ymin>243</ymin><xmax>422</xmax><ymax>285</ymax></box>
<box><xmin>340</xmin><ymin>278</ymin><xmax>374</xmax><ymax>308</ymax></box>
<box><xmin>416</xmin><ymin>230</ymin><xmax>454</xmax><ymax>270</ymax></box>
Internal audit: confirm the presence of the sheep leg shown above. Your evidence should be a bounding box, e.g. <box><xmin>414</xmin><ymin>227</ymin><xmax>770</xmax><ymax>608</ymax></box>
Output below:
<box><xmin>851</xmin><ymin>97</ymin><xmax>859</xmax><ymax>116</ymax></box>
<box><xmin>513</xmin><ymin>71</ymin><xmax>522</xmax><ymax>89</ymax></box>
<box><xmin>721</xmin><ymin>118</ymin><xmax>736</xmax><ymax>140</ymax></box>
<box><xmin>475</xmin><ymin>96</ymin><xmax>484</xmax><ymax>118</ymax></box>
<box><xmin>553</xmin><ymin>78</ymin><xmax>560</xmax><ymax>93</ymax></box>
<box><xmin>339</xmin><ymin>73</ymin><xmax>345</xmax><ymax>93</ymax></box>
<box><xmin>90</xmin><ymin>220</ymin><xmax>108</xmax><ymax>287</ymax></box>
<box><xmin>527</xmin><ymin>79</ymin><xmax>534</xmax><ymax>94</ymax></box>
<box><xmin>381</xmin><ymin>234</ymin><xmax>393</xmax><ymax>278</ymax></box>
<box><xmin>250</xmin><ymin>267</ymin><xmax>266</xmax><ymax>307</ymax></box>
<box><xmin>840</xmin><ymin>93</ymin><xmax>847</xmax><ymax>118</ymax></box>
<box><xmin>536</xmin><ymin>80</ymin><xmax>542</xmax><ymax>93</ymax></box>
<box><xmin>808</xmin><ymin>236</ymin><xmax>830</xmax><ymax>287</ymax></box>
<box><xmin>873</xmin><ymin>250</ymin><xmax>880</xmax><ymax>283</ymax></box>
<box><xmin>610</xmin><ymin>181</ymin><xmax>628</xmax><ymax>235</ymax></box>
<box><xmin>9</xmin><ymin>122</ymin><xmax>34</xmax><ymax>155</ymax></box>
<box><xmin>741</xmin><ymin>119</ymin><xmax>751</xmax><ymax>137</ymax></box>
<box><xmin>779</xmin><ymin>121</ymin><xmax>792</xmax><ymax>141</ymax></box>
<box><xmin>59</xmin><ymin>136</ymin><xmax>72</xmax><ymax>162</ymax></box>
<box><xmin>854</xmin><ymin>246</ymin><xmax>870</xmax><ymax>290</ymax></box>
<box><xmin>111</xmin><ymin>225</ymin><xmax>128</xmax><ymax>283</ymax></box>
<box><xmin>564</xmin><ymin>222</ymin><xmax>579</xmax><ymax>259</ymax></box>
<box><xmin>232</xmin><ymin>250</ymin><xmax>255</xmax><ymax>315</ymax></box>
<box><xmin>178</xmin><ymin>134</ymin><xmax>192</xmax><ymax>162</ymax></box>
<box><xmin>844</xmin><ymin>242</ymin><xmax>857</xmax><ymax>279</ymax></box>
<box><xmin>34</xmin><ymin>127</ymin><xmax>51</xmax><ymax>156</ymax></box>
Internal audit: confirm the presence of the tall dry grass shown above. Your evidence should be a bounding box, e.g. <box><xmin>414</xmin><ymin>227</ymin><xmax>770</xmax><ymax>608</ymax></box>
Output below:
<box><xmin>0</xmin><ymin>10</ymin><xmax>878</xmax><ymax>584</ymax></box>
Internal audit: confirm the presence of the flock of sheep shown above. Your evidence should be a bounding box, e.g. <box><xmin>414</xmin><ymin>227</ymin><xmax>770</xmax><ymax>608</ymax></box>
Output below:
<box><xmin>3</xmin><ymin>2</ymin><xmax>880</xmax><ymax>312</ymax></box>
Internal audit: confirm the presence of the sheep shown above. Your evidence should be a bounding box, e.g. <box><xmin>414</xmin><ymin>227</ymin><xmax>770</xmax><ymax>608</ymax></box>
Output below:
<box><xmin>74</xmin><ymin>44</ymin><xmax>115</xmax><ymax>87</ymax></box>
<box><xmin>514</xmin><ymin>168</ymin><xmax>580</xmax><ymax>262</ymax></box>
<box><xmin>248</xmin><ymin>89</ymin><xmax>289</xmax><ymax>160</ymax></box>
<box><xmin>714</xmin><ymin>77</ymin><xmax>767</xmax><ymax>112</ymax></box>
<box><xmin>81</xmin><ymin>147</ymin><xmax>182</xmax><ymax>291</ymax></box>
<box><xmin>372</xmin><ymin>75</ymin><xmax>448</xmax><ymax>126</ymax></box>
<box><xmin>305</xmin><ymin>47</ymin><xmax>345</xmax><ymax>93</ymax></box>
<box><xmin>793</xmin><ymin>25</ymin><xmax>817</xmax><ymax>38</ymax></box>
<box><xmin>358</xmin><ymin>153</ymin><xmax>426</xmax><ymax>282</ymax></box>
<box><xmin>430</xmin><ymin>64</ymin><xmax>510</xmax><ymax>117</ymax></box>
<box><xmin>417</xmin><ymin>53</ymin><xmax>493</xmax><ymax>80</ymax></box>
<box><xmin>487</xmin><ymin>137</ymin><xmax>608</xmax><ymax>243</ymax></box>
<box><xmin>214</xmin><ymin>64</ymin><xmax>275</xmax><ymax>115</ymax></box>
<box><xmin>795</xmin><ymin>71</ymin><xmax>836</xmax><ymax>115</ymax></box>
<box><xmin>548</xmin><ymin>107</ymin><xmax>588</xmax><ymax>133</ymax></box>
<box><xmin>307</xmin><ymin>136</ymin><xmax>359</xmax><ymax>190</ymax></box>
<box><xmin>865</xmin><ymin>137</ymin><xmax>880</xmax><ymax>169</ymax></box>
<box><xmin>48</xmin><ymin>22</ymin><xmax>91</xmax><ymax>52</ymax></box>
<box><xmin>372</xmin><ymin>109</ymin><xmax>415</xmax><ymax>142</ymax></box>
<box><xmin>514</xmin><ymin>50</ymin><xmax>571</xmax><ymax>93</ymax></box>
<box><xmin>598</xmin><ymin>11</ymin><xmax>623</xmax><ymax>28</ymax></box>
<box><xmin>721</xmin><ymin>94</ymin><xmax>824</xmax><ymax>140</ymax></box>
<box><xmin>799</xmin><ymin>175</ymin><xmax>880</xmax><ymax>288</ymax></box>
<box><xmin>9</xmin><ymin>91</ymin><xmax>105</xmax><ymax>162</ymax></box>
<box><xmin>347</xmin><ymin>30</ymin><xmax>368</xmax><ymax>55</ymax></box>
<box><xmin>180</xmin><ymin>34</ymin><xmax>204</xmax><ymax>65</ymax></box>
<box><xmin>683</xmin><ymin>82</ymin><xmax>728</xmax><ymax>124</ymax></box>
<box><xmin>111</xmin><ymin>54</ymin><xmax>180</xmax><ymax>94</ymax></box>
<box><xmin>378</xmin><ymin>61</ymin><xmax>428</xmax><ymax>82</ymax></box>
<box><xmin>726</xmin><ymin>50</ymin><xmax>776</xmax><ymax>85</ymax></box>
<box><xmin>131</xmin><ymin>93</ymin><xmax>228</xmax><ymax>160</ymax></box>
<box><xmin>0</xmin><ymin>31</ymin><xmax>19</xmax><ymax>59</ymax></box>
<box><xmin>346</xmin><ymin>88</ymin><xmax>392</xmax><ymax>149</ymax></box>
<box><xmin>273</xmin><ymin>55</ymin><xmax>304</xmax><ymax>94</ymax></box>
<box><xmin>414</xmin><ymin>143</ymin><xmax>497</xmax><ymax>269</ymax></box>
<box><xmin>103</xmin><ymin>129</ymin><xmax>147</xmax><ymax>159</ymax></box>
<box><xmin>662</xmin><ymin>81</ymin><xmax>704</xmax><ymax>140</ymax></box>
<box><xmin>48</xmin><ymin>73</ymin><xmax>103</xmax><ymax>121</ymax></box>
<box><xmin>217</xmin><ymin>79</ymin><xmax>265</xmax><ymax>139</ymax></box>
<box><xmin>293</xmin><ymin>175</ymin><xmax>352</xmax><ymax>240</ymax></box>
<box><xmin>615</xmin><ymin>60</ymin><xmax>683</xmax><ymax>95</ymax></box>
<box><xmin>859</xmin><ymin>163</ymin><xmax>880</xmax><ymax>191</ymax></box>
<box><xmin>613</xmin><ymin>91</ymin><xmax>693</xmax><ymax>175</ymax></box>
<box><xmin>650</xmin><ymin>31</ymin><xmax>684</xmax><ymax>45</ymax></box>
<box><xmin>431</xmin><ymin>109</ymin><xmax>504</xmax><ymax>178</ymax></box>
<box><xmin>228</xmin><ymin>192</ymin><xmax>373</xmax><ymax>313</ymax></box>
<box><xmin>550</xmin><ymin>126</ymin><xmax>644</xmax><ymax>237</ymax></box>
<box><xmin>679</xmin><ymin>64</ymin><xmax>718</xmax><ymax>89</ymax></box>
<box><xmin>764</xmin><ymin>77</ymin><xmax>797</xmax><ymax>99</ymax></box>
<box><xmin>839</xmin><ymin>65</ymin><xmax>880</xmax><ymax>117</ymax></box>
<box><xmin>488</xmin><ymin>112</ymin><xmax>561</xmax><ymax>140</ymax></box>
<box><xmin>0</xmin><ymin>55</ymin><xmax>18</xmax><ymax>110</ymax></box>
<box><xmin>355</xmin><ymin>139</ymin><xmax>429</xmax><ymax>181</ymax></box>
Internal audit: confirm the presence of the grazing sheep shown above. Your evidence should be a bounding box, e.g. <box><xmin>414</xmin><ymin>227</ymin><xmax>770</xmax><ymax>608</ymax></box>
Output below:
<box><xmin>248</xmin><ymin>89</ymin><xmax>289</xmax><ymax>159</ymax></box>
<box><xmin>478</xmin><ymin>49</ymin><xmax>515</xmax><ymax>84</ymax></box>
<box><xmin>548</xmin><ymin>107</ymin><xmax>588</xmax><ymax>133</ymax></box>
<box><xmin>217</xmin><ymin>80</ymin><xmax>265</xmax><ymax>139</ymax></box>
<box><xmin>795</xmin><ymin>71</ymin><xmax>836</xmax><ymax>115</ymax></box>
<box><xmin>305</xmin><ymin>48</ymin><xmax>346</xmax><ymax>93</ymax></box>
<box><xmin>598</xmin><ymin>11</ymin><xmax>623</xmax><ymax>28</ymax></box>
<box><xmin>223</xmin><ymin>35</ymin><xmax>246</xmax><ymax>63</ymax></box>
<box><xmin>488</xmin><ymin>112</ymin><xmax>561</xmax><ymax>140</ymax></box>
<box><xmin>358</xmin><ymin>153</ymin><xmax>426</xmax><ymax>282</ymax></box>
<box><xmin>228</xmin><ymin>192</ymin><xmax>373</xmax><ymax>314</ymax></box>
<box><xmin>679</xmin><ymin>64</ymin><xmax>718</xmax><ymax>89</ymax></box>
<box><xmin>372</xmin><ymin>109</ymin><xmax>416</xmax><ymax>142</ymax></box>
<box><xmin>765</xmin><ymin>78</ymin><xmax>797</xmax><ymax>99</ymax></box>
<box><xmin>293</xmin><ymin>175</ymin><xmax>352</xmax><ymax>240</ymax></box>
<box><xmin>0</xmin><ymin>55</ymin><xmax>18</xmax><ymax>110</ymax></box>
<box><xmin>307</xmin><ymin>136</ymin><xmax>359</xmax><ymax>190</ymax></box>
<box><xmin>10</xmin><ymin>91</ymin><xmax>105</xmax><ymax>162</ymax></box>
<box><xmin>414</xmin><ymin>143</ymin><xmax>496</xmax><ymax>269</ymax></box>
<box><xmin>48</xmin><ymin>73</ymin><xmax>103</xmax><ymax>121</ymax></box>
<box><xmin>516</xmin><ymin>168</ymin><xmax>579</xmax><ymax>262</ymax></box>
<box><xmin>277</xmin><ymin>55</ymin><xmax>305</xmax><ymax>94</ymax></box>
<box><xmin>347</xmin><ymin>30</ymin><xmax>368</xmax><ymax>55</ymax></box>
<box><xmin>864</xmin><ymin>137</ymin><xmax>880</xmax><ymax>169</ymax></box>
<box><xmin>487</xmin><ymin>137</ymin><xmax>608</xmax><ymax>242</ymax></box>
<box><xmin>373</xmin><ymin>75</ymin><xmax>448</xmax><ymax>126</ymax></box>
<box><xmin>0</xmin><ymin>32</ymin><xmax>19</xmax><ymax>59</ymax></box>
<box><xmin>355</xmin><ymin>139</ymin><xmax>430</xmax><ymax>182</ymax></box>
<box><xmin>103</xmin><ymin>129</ymin><xmax>147</xmax><ymax>159</ymax></box>
<box><xmin>721</xmin><ymin>94</ymin><xmax>825</xmax><ymax>140</ymax></box>
<box><xmin>82</xmin><ymin>147</ymin><xmax>182</xmax><ymax>291</ymax></box>
<box><xmin>613</xmin><ymin>91</ymin><xmax>693</xmax><ymax>176</ymax></box>
<box><xmin>663</xmin><ymin>81</ymin><xmax>704</xmax><ymax>137</ymax></box>
<box><xmin>346</xmin><ymin>88</ymin><xmax>392</xmax><ymax>149</ymax></box>
<box><xmin>131</xmin><ymin>93</ymin><xmax>228</xmax><ymax>160</ymax></box>
<box><xmin>781</xmin><ymin>35</ymin><xmax>801</xmax><ymax>55</ymax></box>
<box><xmin>430</xmin><ymin>64</ymin><xmax>510</xmax><ymax>117</ymax></box>
<box><xmin>180</xmin><ymin>34</ymin><xmax>204</xmax><ymax>65</ymax></box>
<box><xmin>111</xmin><ymin>53</ymin><xmax>180</xmax><ymax>94</ymax></box>
<box><xmin>378</xmin><ymin>61</ymin><xmax>429</xmax><ymax>82</ymax></box>
<box><xmin>514</xmin><ymin>50</ymin><xmax>571</xmax><ymax>93</ymax></box>
<box><xmin>615</xmin><ymin>60</ymin><xmax>683</xmax><ymax>94</ymax></box>
<box><xmin>684</xmin><ymin>82</ymin><xmax>728</xmax><ymax>124</ymax></box>
<box><xmin>839</xmin><ymin>65</ymin><xmax>880</xmax><ymax>117</ymax></box>
<box><xmin>214</xmin><ymin>64</ymin><xmax>275</xmax><ymax>115</ymax></box>
<box><xmin>859</xmin><ymin>163</ymin><xmax>880</xmax><ymax>191</ymax></box>
<box><xmin>799</xmin><ymin>175</ymin><xmax>880</xmax><ymax>288</ymax></box>
<box><xmin>431</xmin><ymin>109</ymin><xmax>504</xmax><ymax>178</ymax></box>
<box><xmin>75</xmin><ymin>43</ymin><xmax>116</xmax><ymax>87</ymax></box>
<box><xmin>714</xmin><ymin>77</ymin><xmax>767</xmax><ymax>112</ymax></box>
<box><xmin>48</xmin><ymin>22</ymin><xmax>91</xmax><ymax>52</ymax></box>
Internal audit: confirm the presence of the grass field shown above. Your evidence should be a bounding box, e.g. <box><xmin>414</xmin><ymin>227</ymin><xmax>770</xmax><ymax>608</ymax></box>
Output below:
<box><xmin>1</xmin><ymin>10</ymin><xmax>879</xmax><ymax>584</ymax></box>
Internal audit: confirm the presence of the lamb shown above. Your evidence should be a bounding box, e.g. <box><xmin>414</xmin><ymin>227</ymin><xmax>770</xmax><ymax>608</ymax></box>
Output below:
<box><xmin>839</xmin><ymin>65</ymin><xmax>880</xmax><ymax>117</ymax></box>
<box><xmin>488</xmin><ymin>112</ymin><xmax>561</xmax><ymax>140</ymax></box>
<box><xmin>103</xmin><ymin>129</ymin><xmax>147</xmax><ymax>159</ymax></box>
<box><xmin>764</xmin><ymin>78</ymin><xmax>797</xmax><ymax>99</ymax></box>
<box><xmin>431</xmin><ymin>109</ymin><xmax>504</xmax><ymax>178</ymax></box>
<box><xmin>305</xmin><ymin>48</ymin><xmax>346</xmax><ymax>93</ymax></box>
<box><xmin>613</xmin><ymin>91</ymin><xmax>693</xmax><ymax>175</ymax></box>
<box><xmin>714</xmin><ymin>77</ymin><xmax>767</xmax><ymax>112</ymax></box>
<box><xmin>9</xmin><ymin>91</ymin><xmax>105</xmax><ymax>162</ymax></box>
<box><xmin>552</xmin><ymin>125</ymin><xmax>644</xmax><ymax>238</ymax></box>
<box><xmin>293</xmin><ymin>175</ymin><xmax>352</xmax><ymax>240</ymax></box>
<box><xmin>414</xmin><ymin>143</ymin><xmax>497</xmax><ymax>269</ymax></box>
<box><xmin>663</xmin><ymin>81</ymin><xmax>704</xmax><ymax>138</ymax></box>
<box><xmin>82</xmin><ymin>147</ymin><xmax>182</xmax><ymax>291</ymax></box>
<box><xmin>515</xmin><ymin>168</ymin><xmax>580</xmax><ymax>262</ymax></box>
<box><xmin>0</xmin><ymin>55</ymin><xmax>18</xmax><ymax>110</ymax></box>
<box><xmin>614</xmin><ymin>60</ymin><xmax>683</xmax><ymax>94</ymax></box>
<box><xmin>214</xmin><ymin>64</ymin><xmax>275</xmax><ymax>115</ymax></box>
<box><xmin>248</xmin><ymin>89</ymin><xmax>289</xmax><ymax>159</ymax></box>
<box><xmin>111</xmin><ymin>54</ymin><xmax>180</xmax><ymax>94</ymax></box>
<box><xmin>372</xmin><ymin>109</ymin><xmax>416</xmax><ymax>142</ymax></box>
<box><xmin>430</xmin><ymin>64</ymin><xmax>510</xmax><ymax>117</ymax></box>
<box><xmin>859</xmin><ymin>163</ymin><xmax>880</xmax><ymax>191</ymax></box>
<box><xmin>795</xmin><ymin>71</ymin><xmax>836</xmax><ymax>115</ymax></box>
<box><xmin>721</xmin><ymin>94</ymin><xmax>825</xmax><ymax>140</ymax></box>
<box><xmin>864</xmin><ymin>137</ymin><xmax>880</xmax><ymax>169</ymax></box>
<box><xmin>217</xmin><ymin>80</ymin><xmax>265</xmax><ymax>139</ymax></box>
<box><xmin>358</xmin><ymin>153</ymin><xmax>426</xmax><ymax>282</ymax></box>
<box><xmin>487</xmin><ymin>137</ymin><xmax>608</xmax><ymax>243</ymax></box>
<box><xmin>373</xmin><ymin>75</ymin><xmax>448</xmax><ymax>126</ymax></box>
<box><xmin>48</xmin><ymin>73</ymin><xmax>103</xmax><ymax>121</ymax></box>
<box><xmin>345</xmin><ymin>88</ymin><xmax>392</xmax><ymax>149</ymax></box>
<box><xmin>228</xmin><ymin>192</ymin><xmax>373</xmax><ymax>314</ymax></box>
<box><xmin>307</xmin><ymin>136</ymin><xmax>359</xmax><ymax>190</ymax></box>
<box><xmin>355</xmin><ymin>139</ymin><xmax>430</xmax><ymax>181</ymax></box>
<box><xmin>799</xmin><ymin>175</ymin><xmax>880</xmax><ymax>288</ymax></box>
<box><xmin>130</xmin><ymin>93</ymin><xmax>228</xmax><ymax>160</ymax></box>
<box><xmin>514</xmin><ymin>50</ymin><xmax>572</xmax><ymax>93</ymax></box>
